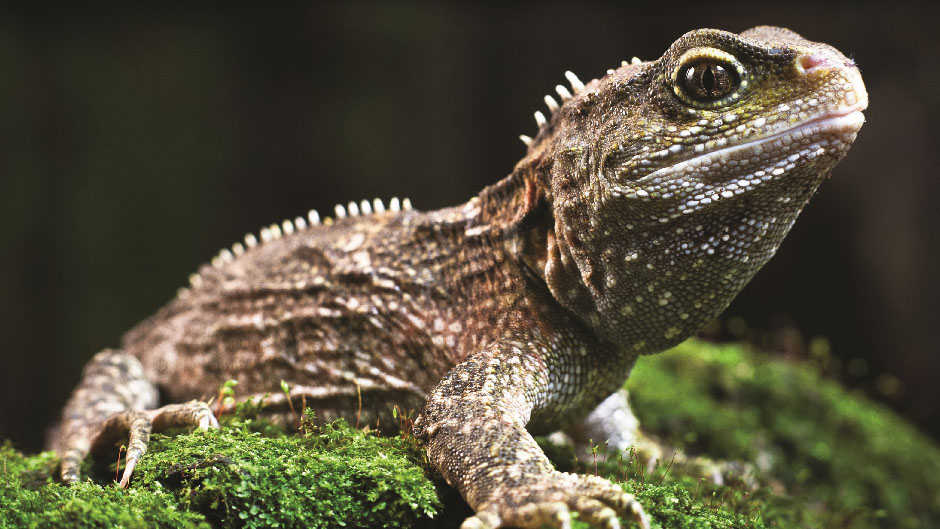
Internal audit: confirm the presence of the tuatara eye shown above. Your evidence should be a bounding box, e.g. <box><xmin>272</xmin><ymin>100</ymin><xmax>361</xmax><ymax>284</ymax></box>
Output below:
<box><xmin>679</xmin><ymin>60</ymin><xmax>738</xmax><ymax>102</ymax></box>
<box><xmin>670</xmin><ymin>48</ymin><xmax>748</xmax><ymax>108</ymax></box>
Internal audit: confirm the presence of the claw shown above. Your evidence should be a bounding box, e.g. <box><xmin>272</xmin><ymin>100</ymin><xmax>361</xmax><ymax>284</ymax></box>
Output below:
<box><xmin>493</xmin><ymin>501</ymin><xmax>574</xmax><ymax>529</ymax></box>
<box><xmin>573</xmin><ymin>477</ymin><xmax>648</xmax><ymax>529</ymax></box>
<box><xmin>150</xmin><ymin>400</ymin><xmax>219</xmax><ymax>432</ymax></box>
<box><xmin>118</xmin><ymin>454</ymin><xmax>140</xmax><ymax>488</ymax></box>
<box><xmin>117</xmin><ymin>414</ymin><xmax>152</xmax><ymax>488</ymax></box>
<box><xmin>460</xmin><ymin>471</ymin><xmax>649</xmax><ymax>529</ymax></box>
<box><xmin>531</xmin><ymin>502</ymin><xmax>571</xmax><ymax>529</ymax></box>
<box><xmin>630</xmin><ymin>500</ymin><xmax>651</xmax><ymax>529</ymax></box>
<box><xmin>570</xmin><ymin>497</ymin><xmax>620</xmax><ymax>529</ymax></box>
<box><xmin>461</xmin><ymin>510</ymin><xmax>501</xmax><ymax>529</ymax></box>
<box><xmin>196</xmin><ymin>404</ymin><xmax>220</xmax><ymax>430</ymax></box>
<box><xmin>609</xmin><ymin>492</ymin><xmax>649</xmax><ymax>529</ymax></box>
<box><xmin>75</xmin><ymin>400</ymin><xmax>219</xmax><ymax>488</ymax></box>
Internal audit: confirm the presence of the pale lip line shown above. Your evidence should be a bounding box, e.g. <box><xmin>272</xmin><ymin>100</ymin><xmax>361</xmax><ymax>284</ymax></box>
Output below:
<box><xmin>634</xmin><ymin>103</ymin><xmax>868</xmax><ymax>186</ymax></box>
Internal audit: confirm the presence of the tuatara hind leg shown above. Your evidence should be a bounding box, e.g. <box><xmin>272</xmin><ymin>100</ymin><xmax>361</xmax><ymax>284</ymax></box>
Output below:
<box><xmin>567</xmin><ymin>389</ymin><xmax>756</xmax><ymax>488</ymax></box>
<box><xmin>50</xmin><ymin>349</ymin><xmax>218</xmax><ymax>486</ymax></box>
<box><xmin>565</xmin><ymin>389</ymin><xmax>664</xmax><ymax>473</ymax></box>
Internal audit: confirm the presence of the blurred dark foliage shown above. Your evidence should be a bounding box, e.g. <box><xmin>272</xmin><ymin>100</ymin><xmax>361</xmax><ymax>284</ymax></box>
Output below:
<box><xmin>1</xmin><ymin>3</ymin><xmax>937</xmax><ymax>451</ymax></box>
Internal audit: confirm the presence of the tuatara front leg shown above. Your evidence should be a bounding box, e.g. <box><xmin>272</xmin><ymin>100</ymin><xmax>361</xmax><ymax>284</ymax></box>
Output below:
<box><xmin>50</xmin><ymin>349</ymin><xmax>219</xmax><ymax>486</ymax></box>
<box><xmin>414</xmin><ymin>346</ymin><xmax>649</xmax><ymax>529</ymax></box>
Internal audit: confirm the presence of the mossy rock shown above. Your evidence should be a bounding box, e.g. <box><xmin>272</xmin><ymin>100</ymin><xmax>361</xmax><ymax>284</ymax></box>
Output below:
<box><xmin>2</xmin><ymin>340</ymin><xmax>938</xmax><ymax>528</ymax></box>
<box><xmin>0</xmin><ymin>415</ymin><xmax>441</xmax><ymax>529</ymax></box>
<box><xmin>626</xmin><ymin>340</ymin><xmax>940</xmax><ymax>529</ymax></box>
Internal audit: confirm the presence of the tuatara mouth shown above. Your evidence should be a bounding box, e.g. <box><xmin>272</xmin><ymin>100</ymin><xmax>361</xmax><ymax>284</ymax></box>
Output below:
<box><xmin>615</xmin><ymin>102</ymin><xmax>866</xmax><ymax>217</ymax></box>
<box><xmin>639</xmin><ymin>103</ymin><xmax>865</xmax><ymax>180</ymax></box>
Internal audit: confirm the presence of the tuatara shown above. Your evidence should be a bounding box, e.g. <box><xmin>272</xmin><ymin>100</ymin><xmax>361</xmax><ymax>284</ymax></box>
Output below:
<box><xmin>50</xmin><ymin>26</ymin><xmax>867</xmax><ymax>529</ymax></box>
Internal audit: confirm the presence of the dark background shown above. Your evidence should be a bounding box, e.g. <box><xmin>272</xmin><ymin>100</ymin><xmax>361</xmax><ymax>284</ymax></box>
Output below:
<box><xmin>1</xmin><ymin>3</ymin><xmax>938</xmax><ymax>452</ymax></box>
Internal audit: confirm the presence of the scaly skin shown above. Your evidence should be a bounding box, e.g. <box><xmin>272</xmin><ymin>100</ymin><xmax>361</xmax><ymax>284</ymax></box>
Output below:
<box><xmin>50</xmin><ymin>26</ymin><xmax>866</xmax><ymax>529</ymax></box>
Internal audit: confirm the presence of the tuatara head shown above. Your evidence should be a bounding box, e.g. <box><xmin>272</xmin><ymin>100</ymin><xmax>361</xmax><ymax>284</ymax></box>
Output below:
<box><xmin>522</xmin><ymin>26</ymin><xmax>867</xmax><ymax>352</ymax></box>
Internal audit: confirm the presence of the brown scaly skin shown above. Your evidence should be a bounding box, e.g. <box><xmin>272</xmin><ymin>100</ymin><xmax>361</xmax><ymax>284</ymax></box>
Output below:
<box><xmin>49</xmin><ymin>26</ymin><xmax>866</xmax><ymax>529</ymax></box>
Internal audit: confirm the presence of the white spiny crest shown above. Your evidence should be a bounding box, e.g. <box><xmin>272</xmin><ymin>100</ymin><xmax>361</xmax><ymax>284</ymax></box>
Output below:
<box><xmin>631</xmin><ymin>56</ymin><xmax>642</xmax><ymax>65</ymax></box>
<box><xmin>331</xmin><ymin>197</ymin><xmax>406</xmax><ymax>218</ymax></box>
<box><xmin>184</xmin><ymin>64</ymin><xmax>628</xmax><ymax>296</ymax></box>
<box><xmin>607</xmin><ymin>69</ymin><xmax>615</xmax><ymax>75</ymax></box>
<box><xmin>189</xmin><ymin>195</ymin><xmax>411</xmax><ymax>292</ymax></box>
<box><xmin>208</xmin><ymin>248</ymin><xmax>229</xmax><ymax>268</ymax></box>
<box><xmin>564</xmin><ymin>70</ymin><xmax>584</xmax><ymax>92</ymax></box>
<box><xmin>523</xmin><ymin>70</ymin><xmax>588</xmax><ymax>141</ymax></box>
<box><xmin>543</xmin><ymin>94</ymin><xmax>559</xmax><ymax>112</ymax></box>
<box><xmin>534</xmin><ymin>110</ymin><xmax>547</xmax><ymax>127</ymax></box>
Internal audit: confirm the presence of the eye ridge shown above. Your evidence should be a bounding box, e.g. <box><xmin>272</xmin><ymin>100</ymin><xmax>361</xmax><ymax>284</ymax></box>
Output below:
<box><xmin>679</xmin><ymin>59</ymin><xmax>740</xmax><ymax>103</ymax></box>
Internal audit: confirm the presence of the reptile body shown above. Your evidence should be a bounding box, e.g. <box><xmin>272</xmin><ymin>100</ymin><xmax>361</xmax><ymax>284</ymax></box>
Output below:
<box><xmin>50</xmin><ymin>26</ymin><xmax>867</xmax><ymax>529</ymax></box>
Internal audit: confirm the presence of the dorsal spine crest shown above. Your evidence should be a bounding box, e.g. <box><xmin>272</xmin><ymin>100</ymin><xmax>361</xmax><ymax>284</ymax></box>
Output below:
<box><xmin>190</xmin><ymin>196</ymin><xmax>413</xmax><ymax>287</ymax></box>
<box><xmin>521</xmin><ymin>69</ymin><xmax>589</xmax><ymax>147</ymax></box>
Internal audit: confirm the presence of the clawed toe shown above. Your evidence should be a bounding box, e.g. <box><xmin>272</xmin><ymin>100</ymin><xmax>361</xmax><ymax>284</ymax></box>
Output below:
<box><xmin>151</xmin><ymin>400</ymin><xmax>219</xmax><ymax>432</ymax></box>
<box><xmin>117</xmin><ymin>413</ymin><xmax>152</xmax><ymax>487</ymax></box>
<box><xmin>570</xmin><ymin>497</ymin><xmax>620</xmax><ymax>529</ymax></box>
<box><xmin>460</xmin><ymin>509</ymin><xmax>502</xmax><ymax>529</ymax></box>
<box><xmin>575</xmin><ymin>476</ymin><xmax>648</xmax><ymax>529</ymax></box>
<box><xmin>64</xmin><ymin>400</ymin><xmax>219</xmax><ymax>487</ymax></box>
<box><xmin>463</xmin><ymin>472</ymin><xmax>649</xmax><ymax>529</ymax></box>
<box><xmin>598</xmin><ymin>492</ymin><xmax>648</xmax><ymax>529</ymax></box>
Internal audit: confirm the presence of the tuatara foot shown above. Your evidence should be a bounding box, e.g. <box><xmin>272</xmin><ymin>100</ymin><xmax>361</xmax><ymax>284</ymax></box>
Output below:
<box><xmin>52</xmin><ymin>350</ymin><xmax>220</xmax><ymax>486</ymax></box>
<box><xmin>64</xmin><ymin>399</ymin><xmax>219</xmax><ymax>487</ymax></box>
<box><xmin>566</xmin><ymin>389</ymin><xmax>757</xmax><ymax>489</ymax></box>
<box><xmin>668</xmin><ymin>454</ymin><xmax>758</xmax><ymax>489</ymax></box>
<box><xmin>462</xmin><ymin>471</ymin><xmax>649</xmax><ymax>529</ymax></box>
<box><xmin>615</xmin><ymin>436</ymin><xmax>758</xmax><ymax>490</ymax></box>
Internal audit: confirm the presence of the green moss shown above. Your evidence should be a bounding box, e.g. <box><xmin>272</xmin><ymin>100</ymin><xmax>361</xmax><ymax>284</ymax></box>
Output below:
<box><xmin>631</xmin><ymin>481</ymin><xmax>761</xmax><ymax>529</ymax></box>
<box><xmin>3</xmin><ymin>340</ymin><xmax>939</xmax><ymax>528</ymax></box>
<box><xmin>1</xmin><ymin>443</ymin><xmax>209</xmax><ymax>529</ymax></box>
<box><xmin>136</xmin><ymin>416</ymin><xmax>439</xmax><ymax>528</ymax></box>
<box><xmin>1</xmin><ymin>414</ymin><xmax>439</xmax><ymax>529</ymax></box>
<box><xmin>541</xmin><ymin>429</ymin><xmax>775</xmax><ymax>528</ymax></box>
<box><xmin>627</xmin><ymin>340</ymin><xmax>940</xmax><ymax>529</ymax></box>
